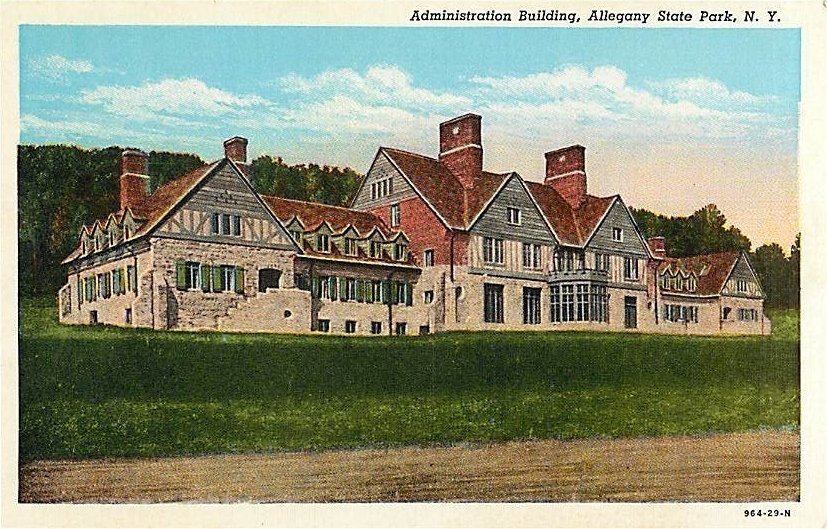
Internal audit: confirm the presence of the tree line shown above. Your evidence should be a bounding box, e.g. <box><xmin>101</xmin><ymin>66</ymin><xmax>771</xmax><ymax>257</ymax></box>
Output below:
<box><xmin>18</xmin><ymin>144</ymin><xmax>798</xmax><ymax>309</ymax></box>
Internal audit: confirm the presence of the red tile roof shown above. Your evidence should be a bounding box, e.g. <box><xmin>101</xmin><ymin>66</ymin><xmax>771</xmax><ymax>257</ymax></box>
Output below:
<box><xmin>383</xmin><ymin>147</ymin><xmax>615</xmax><ymax>245</ymax></box>
<box><xmin>262</xmin><ymin>195</ymin><xmax>391</xmax><ymax>237</ymax></box>
<box><xmin>658</xmin><ymin>251</ymin><xmax>740</xmax><ymax>296</ymax></box>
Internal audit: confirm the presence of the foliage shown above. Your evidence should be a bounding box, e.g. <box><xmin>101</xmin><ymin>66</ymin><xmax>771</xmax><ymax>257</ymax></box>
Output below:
<box><xmin>249</xmin><ymin>155</ymin><xmax>363</xmax><ymax>207</ymax></box>
<box><xmin>632</xmin><ymin>204</ymin><xmax>800</xmax><ymax>309</ymax></box>
<box><xmin>20</xmin><ymin>298</ymin><xmax>799</xmax><ymax>461</ymax></box>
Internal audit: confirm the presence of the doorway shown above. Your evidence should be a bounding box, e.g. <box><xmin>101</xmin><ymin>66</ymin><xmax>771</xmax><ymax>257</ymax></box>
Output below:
<box><xmin>624</xmin><ymin>296</ymin><xmax>637</xmax><ymax>329</ymax></box>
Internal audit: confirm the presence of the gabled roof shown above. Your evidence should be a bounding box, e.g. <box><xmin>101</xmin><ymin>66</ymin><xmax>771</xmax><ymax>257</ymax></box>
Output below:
<box><xmin>379</xmin><ymin>147</ymin><xmax>615</xmax><ymax>245</ymax></box>
<box><xmin>658</xmin><ymin>251</ymin><xmax>740</xmax><ymax>296</ymax></box>
<box><xmin>262</xmin><ymin>195</ymin><xmax>392</xmax><ymax>237</ymax></box>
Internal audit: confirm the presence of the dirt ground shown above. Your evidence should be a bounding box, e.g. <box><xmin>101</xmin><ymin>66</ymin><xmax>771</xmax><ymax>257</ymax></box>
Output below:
<box><xmin>19</xmin><ymin>431</ymin><xmax>798</xmax><ymax>503</ymax></box>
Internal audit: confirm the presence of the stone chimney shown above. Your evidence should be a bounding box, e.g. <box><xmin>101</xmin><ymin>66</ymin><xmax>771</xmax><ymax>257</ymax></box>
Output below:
<box><xmin>544</xmin><ymin>145</ymin><xmax>586</xmax><ymax>209</ymax></box>
<box><xmin>120</xmin><ymin>150</ymin><xmax>149</xmax><ymax>211</ymax></box>
<box><xmin>438</xmin><ymin>114</ymin><xmax>483</xmax><ymax>188</ymax></box>
<box><xmin>224</xmin><ymin>136</ymin><xmax>248</xmax><ymax>164</ymax></box>
<box><xmin>648</xmin><ymin>236</ymin><xmax>667</xmax><ymax>258</ymax></box>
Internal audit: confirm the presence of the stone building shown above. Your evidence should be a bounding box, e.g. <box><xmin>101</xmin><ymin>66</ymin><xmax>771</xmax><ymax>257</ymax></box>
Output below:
<box><xmin>59</xmin><ymin>114</ymin><xmax>770</xmax><ymax>335</ymax></box>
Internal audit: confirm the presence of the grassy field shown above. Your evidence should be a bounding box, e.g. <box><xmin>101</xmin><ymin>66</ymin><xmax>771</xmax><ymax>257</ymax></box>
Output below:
<box><xmin>19</xmin><ymin>298</ymin><xmax>799</xmax><ymax>462</ymax></box>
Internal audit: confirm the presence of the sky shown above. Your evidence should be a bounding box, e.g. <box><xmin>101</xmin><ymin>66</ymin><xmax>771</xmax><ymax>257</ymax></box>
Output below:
<box><xmin>19</xmin><ymin>26</ymin><xmax>800</xmax><ymax>249</ymax></box>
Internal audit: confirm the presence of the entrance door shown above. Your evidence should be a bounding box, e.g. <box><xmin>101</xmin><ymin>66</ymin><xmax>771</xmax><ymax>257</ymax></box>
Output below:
<box><xmin>624</xmin><ymin>296</ymin><xmax>637</xmax><ymax>329</ymax></box>
<box><xmin>258</xmin><ymin>268</ymin><xmax>281</xmax><ymax>292</ymax></box>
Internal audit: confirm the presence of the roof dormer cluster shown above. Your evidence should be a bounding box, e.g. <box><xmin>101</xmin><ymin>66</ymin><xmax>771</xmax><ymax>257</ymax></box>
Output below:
<box><xmin>74</xmin><ymin>209</ymin><xmax>143</xmax><ymax>259</ymax></box>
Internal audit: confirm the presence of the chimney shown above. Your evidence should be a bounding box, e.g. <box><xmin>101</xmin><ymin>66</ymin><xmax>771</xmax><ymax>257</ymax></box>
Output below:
<box><xmin>438</xmin><ymin>114</ymin><xmax>483</xmax><ymax>188</ymax></box>
<box><xmin>120</xmin><ymin>150</ymin><xmax>149</xmax><ymax>211</ymax></box>
<box><xmin>224</xmin><ymin>136</ymin><xmax>248</xmax><ymax>164</ymax></box>
<box><xmin>648</xmin><ymin>236</ymin><xmax>667</xmax><ymax>258</ymax></box>
<box><xmin>544</xmin><ymin>145</ymin><xmax>586</xmax><ymax>209</ymax></box>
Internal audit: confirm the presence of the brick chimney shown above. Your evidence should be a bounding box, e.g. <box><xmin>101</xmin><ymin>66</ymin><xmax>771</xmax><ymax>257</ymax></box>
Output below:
<box><xmin>120</xmin><ymin>150</ymin><xmax>149</xmax><ymax>211</ymax></box>
<box><xmin>544</xmin><ymin>145</ymin><xmax>586</xmax><ymax>209</ymax></box>
<box><xmin>224</xmin><ymin>136</ymin><xmax>248</xmax><ymax>164</ymax></box>
<box><xmin>438</xmin><ymin>114</ymin><xmax>483</xmax><ymax>188</ymax></box>
<box><xmin>648</xmin><ymin>236</ymin><xmax>667</xmax><ymax>258</ymax></box>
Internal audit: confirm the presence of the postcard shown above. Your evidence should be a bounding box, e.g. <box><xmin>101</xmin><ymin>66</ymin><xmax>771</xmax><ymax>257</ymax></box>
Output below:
<box><xmin>2</xmin><ymin>1</ymin><xmax>825</xmax><ymax>527</ymax></box>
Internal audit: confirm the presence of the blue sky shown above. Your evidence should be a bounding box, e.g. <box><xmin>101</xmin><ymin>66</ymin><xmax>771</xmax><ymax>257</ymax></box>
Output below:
<box><xmin>19</xmin><ymin>26</ymin><xmax>800</xmax><ymax>247</ymax></box>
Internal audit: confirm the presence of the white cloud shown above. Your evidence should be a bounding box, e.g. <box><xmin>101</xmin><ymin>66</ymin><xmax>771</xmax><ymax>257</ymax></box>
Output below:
<box><xmin>648</xmin><ymin>76</ymin><xmax>774</xmax><ymax>106</ymax></box>
<box><xmin>280</xmin><ymin>65</ymin><xmax>469</xmax><ymax>110</ymax></box>
<box><xmin>30</xmin><ymin>54</ymin><xmax>94</xmax><ymax>80</ymax></box>
<box><xmin>81</xmin><ymin>78</ymin><xmax>271</xmax><ymax>121</ymax></box>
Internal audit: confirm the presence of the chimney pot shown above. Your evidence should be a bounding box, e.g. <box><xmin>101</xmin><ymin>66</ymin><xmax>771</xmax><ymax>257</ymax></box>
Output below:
<box><xmin>120</xmin><ymin>150</ymin><xmax>149</xmax><ymax>211</ymax></box>
<box><xmin>224</xmin><ymin>136</ymin><xmax>248</xmax><ymax>164</ymax></box>
<box><xmin>544</xmin><ymin>145</ymin><xmax>586</xmax><ymax>209</ymax></box>
<box><xmin>438</xmin><ymin>114</ymin><xmax>483</xmax><ymax>188</ymax></box>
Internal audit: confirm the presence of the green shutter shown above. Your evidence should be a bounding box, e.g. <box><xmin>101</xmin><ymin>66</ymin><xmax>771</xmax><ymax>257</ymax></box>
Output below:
<box><xmin>355</xmin><ymin>279</ymin><xmax>364</xmax><ymax>302</ymax></box>
<box><xmin>329</xmin><ymin>276</ymin><xmax>338</xmax><ymax>301</ymax></box>
<box><xmin>339</xmin><ymin>277</ymin><xmax>347</xmax><ymax>301</ymax></box>
<box><xmin>383</xmin><ymin>280</ymin><xmax>390</xmax><ymax>304</ymax></box>
<box><xmin>77</xmin><ymin>277</ymin><xmax>83</xmax><ymax>305</ymax></box>
<box><xmin>406</xmin><ymin>283</ymin><xmax>413</xmax><ymax>306</ymax></box>
<box><xmin>91</xmin><ymin>275</ymin><xmax>97</xmax><ymax>301</ymax></box>
<box><xmin>390</xmin><ymin>280</ymin><xmax>398</xmax><ymax>305</ymax></box>
<box><xmin>201</xmin><ymin>264</ymin><xmax>212</xmax><ymax>292</ymax></box>
<box><xmin>235</xmin><ymin>267</ymin><xmax>245</xmax><ymax>294</ymax></box>
<box><xmin>118</xmin><ymin>269</ymin><xmax>126</xmax><ymax>295</ymax></box>
<box><xmin>175</xmin><ymin>260</ymin><xmax>186</xmax><ymax>290</ymax></box>
<box><xmin>365</xmin><ymin>281</ymin><xmax>374</xmax><ymax>303</ymax></box>
<box><xmin>312</xmin><ymin>276</ymin><xmax>319</xmax><ymax>297</ymax></box>
<box><xmin>131</xmin><ymin>265</ymin><xmax>138</xmax><ymax>293</ymax></box>
<box><xmin>212</xmin><ymin>265</ymin><xmax>222</xmax><ymax>292</ymax></box>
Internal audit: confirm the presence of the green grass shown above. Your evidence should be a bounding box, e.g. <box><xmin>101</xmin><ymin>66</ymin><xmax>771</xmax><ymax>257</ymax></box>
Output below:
<box><xmin>19</xmin><ymin>298</ymin><xmax>799</xmax><ymax>461</ymax></box>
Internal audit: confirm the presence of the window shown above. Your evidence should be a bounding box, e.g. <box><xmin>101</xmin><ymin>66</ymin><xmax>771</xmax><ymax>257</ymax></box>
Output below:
<box><xmin>108</xmin><ymin>231</ymin><xmax>116</xmax><ymax>247</ymax></box>
<box><xmin>550</xmin><ymin>284</ymin><xmax>608</xmax><ymax>323</ymax></box>
<box><xmin>124</xmin><ymin>225</ymin><xmax>130</xmax><ymax>240</ymax></box>
<box><xmin>484</xmin><ymin>283</ymin><xmax>505</xmax><ymax>323</ymax></box>
<box><xmin>371</xmin><ymin>182</ymin><xmax>377</xmax><ymax>200</ymax></box>
<box><xmin>98</xmin><ymin>273</ymin><xmax>111</xmax><ymax>299</ymax></box>
<box><xmin>594</xmin><ymin>253</ymin><xmax>610</xmax><ymax>272</ymax></box>
<box><xmin>371</xmin><ymin>321</ymin><xmax>383</xmax><ymax>335</ymax></box>
<box><xmin>419</xmin><ymin>325</ymin><xmax>430</xmax><ymax>335</ymax></box>
<box><xmin>522</xmin><ymin>243</ymin><xmax>542</xmax><ymax>270</ymax></box>
<box><xmin>221</xmin><ymin>265</ymin><xmax>236</xmax><ymax>292</ymax></box>
<box><xmin>316</xmin><ymin>233</ymin><xmax>330</xmax><ymax>253</ymax></box>
<box><xmin>89</xmin><ymin>310</ymin><xmax>98</xmax><ymax>324</ymax></box>
<box><xmin>390</xmin><ymin>204</ymin><xmax>400</xmax><ymax>227</ymax></box>
<box><xmin>291</xmin><ymin>230</ymin><xmax>303</xmax><ymax>244</ymax></box>
<box><xmin>372</xmin><ymin>178</ymin><xmax>393</xmax><ymax>200</ymax></box>
<box><xmin>396</xmin><ymin>282</ymin><xmax>411</xmax><ymax>305</ymax></box>
<box><xmin>372</xmin><ymin>280</ymin><xmax>385</xmax><ymax>303</ymax></box>
<box><xmin>483</xmin><ymin>237</ymin><xmax>504</xmax><ymax>264</ymax></box>
<box><xmin>344</xmin><ymin>238</ymin><xmax>358</xmax><ymax>256</ymax></box>
<box><xmin>623</xmin><ymin>257</ymin><xmax>639</xmax><ymax>280</ymax></box>
<box><xmin>232</xmin><ymin>215</ymin><xmax>241</xmax><ymax>236</ymax></box>
<box><xmin>423</xmin><ymin>249</ymin><xmax>434</xmax><ymax>267</ymax></box>
<box><xmin>576</xmin><ymin>284</ymin><xmax>590</xmax><ymax>322</ymax></box>
<box><xmin>370</xmin><ymin>241</ymin><xmax>383</xmax><ymax>258</ymax></box>
<box><xmin>687</xmin><ymin>276</ymin><xmax>697</xmax><ymax>292</ymax></box>
<box><xmin>562</xmin><ymin>284</ymin><xmax>575</xmax><ymax>322</ymax></box>
<box><xmin>738</xmin><ymin>308</ymin><xmax>758</xmax><ymax>321</ymax></box>
<box><xmin>186</xmin><ymin>261</ymin><xmax>200</xmax><ymax>290</ymax></box>
<box><xmin>395</xmin><ymin>322</ymin><xmax>407</xmax><ymax>336</ymax></box>
<box><xmin>221</xmin><ymin>214</ymin><xmax>231</xmax><ymax>235</ymax></box>
<box><xmin>663</xmin><ymin>304</ymin><xmax>699</xmax><ymax>324</ymax></box>
<box><xmin>523</xmin><ymin>287</ymin><xmax>541</xmax><ymax>324</ymax></box>
<box><xmin>612</xmin><ymin>227</ymin><xmax>623</xmax><ymax>242</ymax></box>
<box><xmin>345</xmin><ymin>278</ymin><xmax>357</xmax><ymax>301</ymax></box>
<box><xmin>319</xmin><ymin>276</ymin><xmax>331</xmax><ymax>300</ymax></box>
<box><xmin>589</xmin><ymin>285</ymin><xmax>609</xmax><ymax>323</ymax></box>
<box><xmin>424</xmin><ymin>290</ymin><xmax>434</xmax><ymax>304</ymax></box>
<box><xmin>507</xmin><ymin>207</ymin><xmax>521</xmax><ymax>225</ymax></box>
<box><xmin>722</xmin><ymin>307</ymin><xmax>732</xmax><ymax>320</ymax></box>
<box><xmin>736</xmin><ymin>279</ymin><xmax>748</xmax><ymax>293</ymax></box>
<box><xmin>317</xmin><ymin>319</ymin><xmax>330</xmax><ymax>332</ymax></box>
<box><xmin>125</xmin><ymin>308</ymin><xmax>132</xmax><ymax>324</ymax></box>
<box><xmin>394</xmin><ymin>243</ymin><xmax>408</xmax><ymax>261</ymax></box>
<box><xmin>345</xmin><ymin>320</ymin><xmax>357</xmax><ymax>334</ymax></box>
<box><xmin>211</xmin><ymin>213</ymin><xmax>220</xmax><ymax>234</ymax></box>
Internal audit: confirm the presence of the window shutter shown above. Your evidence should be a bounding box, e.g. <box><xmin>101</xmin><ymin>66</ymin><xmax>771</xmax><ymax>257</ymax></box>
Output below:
<box><xmin>130</xmin><ymin>266</ymin><xmax>137</xmax><ymax>293</ymax></box>
<box><xmin>201</xmin><ymin>264</ymin><xmax>212</xmax><ymax>292</ymax></box>
<box><xmin>383</xmin><ymin>280</ymin><xmax>391</xmax><ymax>304</ymax></box>
<box><xmin>312</xmin><ymin>276</ymin><xmax>319</xmax><ymax>297</ymax></box>
<box><xmin>175</xmin><ymin>260</ymin><xmax>187</xmax><ymax>290</ymax></box>
<box><xmin>355</xmin><ymin>280</ymin><xmax>364</xmax><ymax>302</ymax></box>
<box><xmin>390</xmin><ymin>280</ymin><xmax>398</xmax><ymax>305</ymax></box>
<box><xmin>212</xmin><ymin>265</ymin><xmax>222</xmax><ymax>292</ymax></box>
<box><xmin>91</xmin><ymin>275</ymin><xmax>97</xmax><ymax>301</ymax></box>
<box><xmin>234</xmin><ymin>267</ymin><xmax>245</xmax><ymax>294</ymax></box>
<box><xmin>338</xmin><ymin>277</ymin><xmax>347</xmax><ymax>301</ymax></box>
<box><xmin>365</xmin><ymin>281</ymin><xmax>374</xmax><ymax>303</ymax></box>
<box><xmin>406</xmin><ymin>283</ymin><xmax>413</xmax><ymax>306</ymax></box>
<box><xmin>118</xmin><ymin>269</ymin><xmax>126</xmax><ymax>295</ymax></box>
<box><xmin>77</xmin><ymin>277</ymin><xmax>83</xmax><ymax>305</ymax></box>
<box><xmin>329</xmin><ymin>276</ymin><xmax>338</xmax><ymax>301</ymax></box>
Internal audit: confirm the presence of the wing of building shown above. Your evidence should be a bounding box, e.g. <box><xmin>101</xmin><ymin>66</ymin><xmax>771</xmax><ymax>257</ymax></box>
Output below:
<box><xmin>58</xmin><ymin>115</ymin><xmax>770</xmax><ymax>335</ymax></box>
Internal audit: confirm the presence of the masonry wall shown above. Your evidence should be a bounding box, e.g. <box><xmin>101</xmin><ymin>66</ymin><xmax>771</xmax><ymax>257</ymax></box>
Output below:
<box><xmin>150</xmin><ymin>237</ymin><xmax>297</xmax><ymax>330</ymax></box>
<box><xmin>369</xmin><ymin>196</ymin><xmax>456</xmax><ymax>266</ymax></box>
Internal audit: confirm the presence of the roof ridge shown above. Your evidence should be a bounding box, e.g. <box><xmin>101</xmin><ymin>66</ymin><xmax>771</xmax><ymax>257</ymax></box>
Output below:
<box><xmin>262</xmin><ymin>194</ymin><xmax>376</xmax><ymax>214</ymax></box>
<box><xmin>380</xmin><ymin>146</ymin><xmax>439</xmax><ymax>162</ymax></box>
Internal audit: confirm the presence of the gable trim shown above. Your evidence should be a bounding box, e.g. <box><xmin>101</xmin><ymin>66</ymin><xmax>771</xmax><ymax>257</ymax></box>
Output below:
<box><xmin>582</xmin><ymin>196</ymin><xmax>652</xmax><ymax>258</ymax></box>
<box><xmin>721</xmin><ymin>251</ymin><xmax>764</xmax><ymax>297</ymax></box>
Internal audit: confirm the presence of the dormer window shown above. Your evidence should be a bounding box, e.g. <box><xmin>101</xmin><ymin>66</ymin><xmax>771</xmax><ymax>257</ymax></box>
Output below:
<box><xmin>370</xmin><ymin>240</ymin><xmax>382</xmax><ymax>258</ymax></box>
<box><xmin>108</xmin><ymin>231</ymin><xmax>116</xmax><ymax>247</ymax></box>
<box><xmin>316</xmin><ymin>233</ymin><xmax>330</xmax><ymax>253</ymax></box>
<box><xmin>687</xmin><ymin>276</ymin><xmax>697</xmax><ymax>292</ymax></box>
<box><xmin>394</xmin><ymin>243</ymin><xmax>408</xmax><ymax>261</ymax></box>
<box><xmin>344</xmin><ymin>237</ymin><xmax>358</xmax><ymax>256</ymax></box>
<box><xmin>124</xmin><ymin>225</ymin><xmax>130</xmax><ymax>240</ymax></box>
<box><xmin>612</xmin><ymin>227</ymin><xmax>623</xmax><ymax>242</ymax></box>
<box><xmin>507</xmin><ymin>207</ymin><xmax>521</xmax><ymax>225</ymax></box>
<box><xmin>291</xmin><ymin>229</ymin><xmax>303</xmax><ymax>244</ymax></box>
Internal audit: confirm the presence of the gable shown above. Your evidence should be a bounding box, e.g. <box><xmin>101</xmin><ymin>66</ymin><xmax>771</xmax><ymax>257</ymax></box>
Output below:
<box><xmin>469</xmin><ymin>175</ymin><xmax>556</xmax><ymax>245</ymax></box>
<box><xmin>154</xmin><ymin>162</ymin><xmax>297</xmax><ymax>251</ymax></box>
<box><xmin>351</xmin><ymin>150</ymin><xmax>416</xmax><ymax>211</ymax></box>
<box><xmin>585</xmin><ymin>198</ymin><xmax>649</xmax><ymax>257</ymax></box>
<box><xmin>722</xmin><ymin>253</ymin><xmax>763</xmax><ymax>296</ymax></box>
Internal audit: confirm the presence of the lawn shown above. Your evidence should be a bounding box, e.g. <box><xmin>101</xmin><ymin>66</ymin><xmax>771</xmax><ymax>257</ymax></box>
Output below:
<box><xmin>19</xmin><ymin>298</ymin><xmax>800</xmax><ymax>462</ymax></box>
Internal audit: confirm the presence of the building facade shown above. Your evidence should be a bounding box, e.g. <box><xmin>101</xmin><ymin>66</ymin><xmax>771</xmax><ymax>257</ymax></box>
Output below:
<box><xmin>59</xmin><ymin>115</ymin><xmax>770</xmax><ymax>335</ymax></box>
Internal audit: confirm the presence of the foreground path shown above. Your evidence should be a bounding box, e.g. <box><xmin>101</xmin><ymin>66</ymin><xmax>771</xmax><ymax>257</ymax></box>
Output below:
<box><xmin>20</xmin><ymin>431</ymin><xmax>798</xmax><ymax>503</ymax></box>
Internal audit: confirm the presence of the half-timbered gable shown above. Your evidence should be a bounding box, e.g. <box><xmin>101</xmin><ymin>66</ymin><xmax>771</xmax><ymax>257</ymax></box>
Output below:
<box><xmin>721</xmin><ymin>252</ymin><xmax>763</xmax><ymax>298</ymax></box>
<box><xmin>154</xmin><ymin>161</ymin><xmax>297</xmax><ymax>251</ymax></box>
<box><xmin>352</xmin><ymin>150</ymin><xmax>417</xmax><ymax>211</ymax></box>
